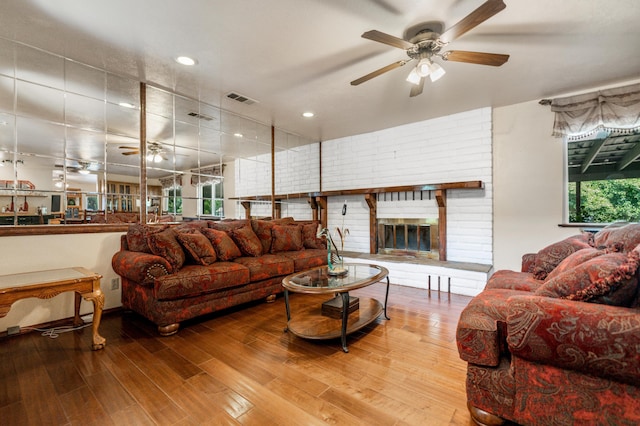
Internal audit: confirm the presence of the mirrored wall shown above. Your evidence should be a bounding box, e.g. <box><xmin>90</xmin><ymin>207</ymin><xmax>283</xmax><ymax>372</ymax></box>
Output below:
<box><xmin>0</xmin><ymin>37</ymin><xmax>320</xmax><ymax>229</ymax></box>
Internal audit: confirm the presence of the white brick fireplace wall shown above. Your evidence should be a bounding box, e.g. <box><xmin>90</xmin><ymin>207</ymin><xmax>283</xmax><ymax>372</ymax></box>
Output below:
<box><xmin>234</xmin><ymin>107</ymin><xmax>493</xmax><ymax>295</ymax></box>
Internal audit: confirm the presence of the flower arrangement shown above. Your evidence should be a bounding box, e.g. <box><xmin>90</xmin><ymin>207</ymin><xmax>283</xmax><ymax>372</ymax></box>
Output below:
<box><xmin>335</xmin><ymin>200</ymin><xmax>349</xmax><ymax>253</ymax></box>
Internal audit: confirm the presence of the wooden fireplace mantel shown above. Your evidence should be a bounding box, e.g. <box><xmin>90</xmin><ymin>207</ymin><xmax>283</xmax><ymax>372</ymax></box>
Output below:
<box><xmin>232</xmin><ymin>180</ymin><xmax>484</xmax><ymax>261</ymax></box>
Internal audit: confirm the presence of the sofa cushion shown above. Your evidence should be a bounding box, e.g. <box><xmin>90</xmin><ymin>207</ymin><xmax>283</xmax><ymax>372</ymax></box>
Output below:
<box><xmin>126</xmin><ymin>223</ymin><xmax>169</xmax><ymax>253</ymax></box>
<box><xmin>271</xmin><ymin>224</ymin><xmax>303</xmax><ymax>252</ymax></box>
<box><xmin>282</xmin><ymin>248</ymin><xmax>327</xmax><ymax>271</ymax></box>
<box><xmin>594</xmin><ymin>223</ymin><xmax>640</xmax><ymax>252</ymax></box>
<box><xmin>544</xmin><ymin>247</ymin><xmax>605</xmax><ymax>282</ymax></box>
<box><xmin>301</xmin><ymin>222</ymin><xmax>326</xmax><ymax>249</ymax></box>
<box><xmin>201</xmin><ymin>228</ymin><xmax>242</xmax><ymax>261</ymax></box>
<box><xmin>209</xmin><ymin>219</ymin><xmax>248</xmax><ymax>232</ymax></box>
<box><xmin>147</xmin><ymin>228</ymin><xmax>186</xmax><ymax>273</ymax></box>
<box><xmin>251</xmin><ymin>219</ymin><xmax>274</xmax><ymax>254</ymax></box>
<box><xmin>535</xmin><ymin>251</ymin><xmax>640</xmax><ymax>306</ymax></box>
<box><xmin>175</xmin><ymin>230</ymin><xmax>217</xmax><ymax>266</ymax></box>
<box><xmin>233</xmin><ymin>254</ymin><xmax>294</xmax><ymax>282</ymax></box>
<box><xmin>153</xmin><ymin>262</ymin><xmax>250</xmax><ymax>300</ymax></box>
<box><xmin>485</xmin><ymin>270</ymin><xmax>543</xmax><ymax>292</ymax></box>
<box><xmin>229</xmin><ymin>225</ymin><xmax>263</xmax><ymax>257</ymax></box>
<box><xmin>531</xmin><ymin>233</ymin><xmax>594</xmax><ymax>280</ymax></box>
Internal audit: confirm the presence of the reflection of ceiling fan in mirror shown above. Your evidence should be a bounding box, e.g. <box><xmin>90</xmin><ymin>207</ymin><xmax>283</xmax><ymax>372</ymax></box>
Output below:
<box><xmin>54</xmin><ymin>161</ymin><xmax>93</xmax><ymax>175</ymax></box>
<box><xmin>119</xmin><ymin>142</ymin><xmax>167</xmax><ymax>163</ymax></box>
<box><xmin>350</xmin><ymin>0</ymin><xmax>509</xmax><ymax>97</ymax></box>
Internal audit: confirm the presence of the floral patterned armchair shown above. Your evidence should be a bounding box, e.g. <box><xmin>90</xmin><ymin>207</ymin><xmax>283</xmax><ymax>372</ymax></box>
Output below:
<box><xmin>457</xmin><ymin>224</ymin><xmax>640</xmax><ymax>425</ymax></box>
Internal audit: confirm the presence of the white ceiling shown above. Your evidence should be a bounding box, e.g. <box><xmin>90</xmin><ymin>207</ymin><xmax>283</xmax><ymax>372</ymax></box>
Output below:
<box><xmin>1</xmin><ymin>0</ymin><xmax>639</xmax><ymax>142</ymax></box>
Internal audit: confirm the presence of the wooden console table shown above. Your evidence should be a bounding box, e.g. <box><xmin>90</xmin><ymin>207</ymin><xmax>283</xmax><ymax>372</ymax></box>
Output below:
<box><xmin>0</xmin><ymin>267</ymin><xmax>106</xmax><ymax>350</ymax></box>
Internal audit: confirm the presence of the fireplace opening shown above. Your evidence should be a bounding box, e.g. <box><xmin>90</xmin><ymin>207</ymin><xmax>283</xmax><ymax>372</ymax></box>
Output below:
<box><xmin>378</xmin><ymin>218</ymin><xmax>438</xmax><ymax>259</ymax></box>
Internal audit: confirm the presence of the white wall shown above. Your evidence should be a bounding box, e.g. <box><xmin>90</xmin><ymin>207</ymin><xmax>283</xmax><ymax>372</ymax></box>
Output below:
<box><xmin>322</xmin><ymin>108</ymin><xmax>493</xmax><ymax>264</ymax></box>
<box><xmin>492</xmin><ymin>100</ymin><xmax>577</xmax><ymax>271</ymax></box>
<box><xmin>0</xmin><ymin>232</ymin><xmax>124</xmax><ymax>332</ymax></box>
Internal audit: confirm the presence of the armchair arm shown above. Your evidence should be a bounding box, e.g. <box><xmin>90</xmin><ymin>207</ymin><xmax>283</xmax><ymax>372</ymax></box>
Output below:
<box><xmin>506</xmin><ymin>295</ymin><xmax>640</xmax><ymax>385</ymax></box>
<box><xmin>112</xmin><ymin>250</ymin><xmax>171</xmax><ymax>285</ymax></box>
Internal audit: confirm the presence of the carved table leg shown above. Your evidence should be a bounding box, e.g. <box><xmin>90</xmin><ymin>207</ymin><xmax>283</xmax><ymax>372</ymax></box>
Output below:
<box><xmin>81</xmin><ymin>289</ymin><xmax>106</xmax><ymax>350</ymax></box>
<box><xmin>73</xmin><ymin>291</ymin><xmax>83</xmax><ymax>327</ymax></box>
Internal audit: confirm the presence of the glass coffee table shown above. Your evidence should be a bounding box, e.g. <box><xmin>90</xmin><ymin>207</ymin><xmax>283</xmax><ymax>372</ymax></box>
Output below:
<box><xmin>282</xmin><ymin>263</ymin><xmax>390</xmax><ymax>352</ymax></box>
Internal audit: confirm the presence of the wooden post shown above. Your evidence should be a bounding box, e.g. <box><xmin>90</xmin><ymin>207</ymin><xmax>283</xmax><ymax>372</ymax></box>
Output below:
<box><xmin>435</xmin><ymin>189</ymin><xmax>446</xmax><ymax>261</ymax></box>
<box><xmin>240</xmin><ymin>201</ymin><xmax>251</xmax><ymax>219</ymax></box>
<box><xmin>274</xmin><ymin>202</ymin><xmax>281</xmax><ymax>219</ymax></box>
<box><xmin>316</xmin><ymin>196</ymin><xmax>327</xmax><ymax>228</ymax></box>
<box><xmin>364</xmin><ymin>193</ymin><xmax>377</xmax><ymax>254</ymax></box>
<box><xmin>139</xmin><ymin>82</ymin><xmax>147</xmax><ymax>224</ymax></box>
<box><xmin>271</xmin><ymin>125</ymin><xmax>276</xmax><ymax>219</ymax></box>
<box><xmin>308</xmin><ymin>197</ymin><xmax>319</xmax><ymax>221</ymax></box>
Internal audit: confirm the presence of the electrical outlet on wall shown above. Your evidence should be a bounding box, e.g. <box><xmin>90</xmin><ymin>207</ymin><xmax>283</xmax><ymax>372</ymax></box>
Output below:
<box><xmin>111</xmin><ymin>277</ymin><xmax>120</xmax><ymax>290</ymax></box>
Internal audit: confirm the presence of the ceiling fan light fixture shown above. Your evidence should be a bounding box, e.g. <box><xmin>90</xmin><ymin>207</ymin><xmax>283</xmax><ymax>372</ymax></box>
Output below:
<box><xmin>428</xmin><ymin>62</ymin><xmax>446</xmax><ymax>82</ymax></box>
<box><xmin>147</xmin><ymin>153</ymin><xmax>163</xmax><ymax>163</ymax></box>
<box><xmin>406</xmin><ymin>68</ymin><xmax>421</xmax><ymax>85</ymax></box>
<box><xmin>78</xmin><ymin>169</ymin><xmax>90</xmax><ymax>175</ymax></box>
<box><xmin>416</xmin><ymin>58</ymin><xmax>431</xmax><ymax>78</ymax></box>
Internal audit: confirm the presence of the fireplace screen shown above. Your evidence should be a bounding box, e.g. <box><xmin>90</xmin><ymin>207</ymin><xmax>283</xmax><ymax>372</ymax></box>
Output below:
<box><xmin>378</xmin><ymin>219</ymin><xmax>438</xmax><ymax>259</ymax></box>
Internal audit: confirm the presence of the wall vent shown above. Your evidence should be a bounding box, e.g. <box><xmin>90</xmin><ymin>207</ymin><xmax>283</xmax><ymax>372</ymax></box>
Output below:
<box><xmin>187</xmin><ymin>112</ymin><xmax>215</xmax><ymax>121</ymax></box>
<box><xmin>226</xmin><ymin>92</ymin><xmax>258</xmax><ymax>105</ymax></box>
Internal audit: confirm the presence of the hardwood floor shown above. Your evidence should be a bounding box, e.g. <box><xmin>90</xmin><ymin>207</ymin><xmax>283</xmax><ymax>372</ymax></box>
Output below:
<box><xmin>0</xmin><ymin>284</ymin><xmax>476</xmax><ymax>426</ymax></box>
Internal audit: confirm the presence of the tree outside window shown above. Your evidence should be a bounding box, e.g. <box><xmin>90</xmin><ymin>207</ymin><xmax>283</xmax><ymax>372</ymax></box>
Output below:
<box><xmin>165</xmin><ymin>187</ymin><xmax>182</xmax><ymax>214</ymax></box>
<box><xmin>567</xmin><ymin>131</ymin><xmax>640</xmax><ymax>223</ymax></box>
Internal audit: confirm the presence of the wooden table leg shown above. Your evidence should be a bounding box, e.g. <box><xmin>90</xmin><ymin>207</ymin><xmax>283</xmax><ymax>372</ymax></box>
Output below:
<box><xmin>73</xmin><ymin>292</ymin><xmax>83</xmax><ymax>327</ymax></box>
<box><xmin>81</xmin><ymin>285</ymin><xmax>106</xmax><ymax>350</ymax></box>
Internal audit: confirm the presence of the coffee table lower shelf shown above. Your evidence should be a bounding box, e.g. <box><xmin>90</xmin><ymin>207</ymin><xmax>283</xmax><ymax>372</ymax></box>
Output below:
<box><xmin>286</xmin><ymin>297</ymin><xmax>383</xmax><ymax>340</ymax></box>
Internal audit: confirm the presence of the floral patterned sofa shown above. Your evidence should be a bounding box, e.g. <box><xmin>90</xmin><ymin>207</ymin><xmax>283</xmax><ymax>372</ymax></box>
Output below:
<box><xmin>457</xmin><ymin>223</ymin><xmax>640</xmax><ymax>426</ymax></box>
<box><xmin>112</xmin><ymin>218</ymin><xmax>326</xmax><ymax>335</ymax></box>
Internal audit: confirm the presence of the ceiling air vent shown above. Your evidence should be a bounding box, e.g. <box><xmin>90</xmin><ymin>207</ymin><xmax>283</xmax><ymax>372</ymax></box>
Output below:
<box><xmin>187</xmin><ymin>112</ymin><xmax>215</xmax><ymax>121</ymax></box>
<box><xmin>226</xmin><ymin>92</ymin><xmax>258</xmax><ymax>105</ymax></box>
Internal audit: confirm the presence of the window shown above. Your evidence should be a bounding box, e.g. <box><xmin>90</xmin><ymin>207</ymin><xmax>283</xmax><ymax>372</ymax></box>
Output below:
<box><xmin>199</xmin><ymin>182</ymin><xmax>224</xmax><ymax>217</ymax></box>
<box><xmin>164</xmin><ymin>187</ymin><xmax>182</xmax><ymax>214</ymax></box>
<box><xmin>567</xmin><ymin>130</ymin><xmax>640</xmax><ymax>223</ymax></box>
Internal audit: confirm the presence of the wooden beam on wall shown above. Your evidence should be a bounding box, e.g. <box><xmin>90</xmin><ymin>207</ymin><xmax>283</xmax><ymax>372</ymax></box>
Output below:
<box><xmin>308</xmin><ymin>197</ymin><xmax>319</xmax><ymax>221</ymax></box>
<box><xmin>139</xmin><ymin>82</ymin><xmax>147</xmax><ymax>225</ymax></box>
<box><xmin>240</xmin><ymin>201</ymin><xmax>251</xmax><ymax>219</ymax></box>
<box><xmin>435</xmin><ymin>189</ymin><xmax>447</xmax><ymax>261</ymax></box>
<box><xmin>316</xmin><ymin>196</ymin><xmax>327</xmax><ymax>228</ymax></box>
<box><xmin>364</xmin><ymin>193</ymin><xmax>377</xmax><ymax>254</ymax></box>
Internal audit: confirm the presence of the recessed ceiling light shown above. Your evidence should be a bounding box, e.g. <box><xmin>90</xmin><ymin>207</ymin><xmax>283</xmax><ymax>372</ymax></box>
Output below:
<box><xmin>176</xmin><ymin>56</ymin><xmax>197</xmax><ymax>66</ymax></box>
<box><xmin>119</xmin><ymin>102</ymin><xmax>136</xmax><ymax>109</ymax></box>
<box><xmin>234</xmin><ymin>133</ymin><xmax>243</xmax><ymax>138</ymax></box>
<box><xmin>302</xmin><ymin>112</ymin><xmax>314</xmax><ymax>118</ymax></box>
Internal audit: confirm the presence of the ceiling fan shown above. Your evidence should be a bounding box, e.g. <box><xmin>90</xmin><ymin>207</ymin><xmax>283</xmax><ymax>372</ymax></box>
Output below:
<box><xmin>119</xmin><ymin>142</ymin><xmax>167</xmax><ymax>163</ymax></box>
<box><xmin>351</xmin><ymin>0</ymin><xmax>509</xmax><ymax>97</ymax></box>
<box><xmin>54</xmin><ymin>161</ymin><xmax>93</xmax><ymax>175</ymax></box>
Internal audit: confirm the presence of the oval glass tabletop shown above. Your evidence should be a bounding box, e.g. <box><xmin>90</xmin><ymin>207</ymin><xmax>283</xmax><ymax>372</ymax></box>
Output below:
<box><xmin>282</xmin><ymin>263</ymin><xmax>389</xmax><ymax>294</ymax></box>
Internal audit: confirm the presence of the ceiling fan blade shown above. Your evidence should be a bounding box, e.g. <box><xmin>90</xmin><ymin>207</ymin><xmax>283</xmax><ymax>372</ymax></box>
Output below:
<box><xmin>409</xmin><ymin>78</ymin><xmax>425</xmax><ymax>97</ymax></box>
<box><xmin>122</xmin><ymin>151</ymin><xmax>140</xmax><ymax>156</ymax></box>
<box><xmin>361</xmin><ymin>30</ymin><xmax>414</xmax><ymax>50</ymax></box>
<box><xmin>443</xmin><ymin>50</ymin><xmax>509</xmax><ymax>66</ymax></box>
<box><xmin>351</xmin><ymin>60</ymin><xmax>408</xmax><ymax>86</ymax></box>
<box><xmin>439</xmin><ymin>0</ymin><xmax>506</xmax><ymax>44</ymax></box>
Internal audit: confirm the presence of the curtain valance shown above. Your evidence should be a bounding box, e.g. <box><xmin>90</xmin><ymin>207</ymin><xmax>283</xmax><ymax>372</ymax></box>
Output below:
<box><xmin>159</xmin><ymin>175</ymin><xmax>182</xmax><ymax>188</ymax></box>
<box><xmin>190</xmin><ymin>164</ymin><xmax>224</xmax><ymax>186</ymax></box>
<box><xmin>550</xmin><ymin>82</ymin><xmax>640</xmax><ymax>139</ymax></box>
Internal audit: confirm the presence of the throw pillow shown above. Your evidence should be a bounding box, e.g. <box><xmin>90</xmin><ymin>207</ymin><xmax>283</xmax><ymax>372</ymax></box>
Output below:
<box><xmin>175</xmin><ymin>230</ymin><xmax>217</xmax><ymax>265</ymax></box>
<box><xmin>544</xmin><ymin>247</ymin><xmax>605</xmax><ymax>282</ymax></box>
<box><xmin>251</xmin><ymin>219</ymin><xmax>274</xmax><ymax>254</ymax></box>
<box><xmin>147</xmin><ymin>228</ymin><xmax>186</xmax><ymax>273</ymax></box>
<box><xmin>302</xmin><ymin>222</ymin><xmax>326</xmax><ymax>249</ymax></box>
<box><xmin>229</xmin><ymin>225</ymin><xmax>263</xmax><ymax>257</ymax></box>
<box><xmin>532</xmin><ymin>233</ymin><xmax>594</xmax><ymax>280</ymax></box>
<box><xmin>271</xmin><ymin>224</ymin><xmax>304</xmax><ymax>252</ymax></box>
<box><xmin>209</xmin><ymin>219</ymin><xmax>248</xmax><ymax>232</ymax></box>
<box><xmin>201</xmin><ymin>228</ymin><xmax>242</xmax><ymax>261</ymax></box>
<box><xmin>126</xmin><ymin>223</ymin><xmax>169</xmax><ymax>253</ymax></box>
<box><xmin>535</xmin><ymin>251</ymin><xmax>640</xmax><ymax>306</ymax></box>
<box><xmin>594</xmin><ymin>223</ymin><xmax>640</xmax><ymax>252</ymax></box>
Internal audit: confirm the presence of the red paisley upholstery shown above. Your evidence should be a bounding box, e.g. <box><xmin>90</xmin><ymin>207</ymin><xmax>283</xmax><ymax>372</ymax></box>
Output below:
<box><xmin>271</xmin><ymin>224</ymin><xmax>303</xmax><ymax>252</ymax></box>
<box><xmin>536</xmin><ymin>251</ymin><xmax>639</xmax><ymax>306</ymax></box>
<box><xmin>457</xmin><ymin>231</ymin><xmax>640</xmax><ymax>425</ymax></box>
<box><xmin>112</xmin><ymin>220</ymin><xmax>327</xmax><ymax>336</ymax></box>
<box><xmin>531</xmin><ymin>233</ymin><xmax>594</xmax><ymax>280</ymax></box>
<box><xmin>154</xmin><ymin>262</ymin><xmax>250</xmax><ymax>300</ymax></box>
<box><xmin>175</xmin><ymin>230</ymin><xmax>217</xmax><ymax>266</ymax></box>
<box><xmin>201</xmin><ymin>228</ymin><xmax>242</xmax><ymax>261</ymax></box>
<box><xmin>301</xmin><ymin>222</ymin><xmax>326</xmax><ymax>249</ymax></box>
<box><xmin>484</xmin><ymin>270</ymin><xmax>543</xmax><ymax>292</ymax></box>
<box><xmin>147</xmin><ymin>228</ymin><xmax>186</xmax><ymax>273</ymax></box>
<box><xmin>228</xmin><ymin>225</ymin><xmax>263</xmax><ymax>257</ymax></box>
<box><xmin>233</xmin><ymin>254</ymin><xmax>294</xmax><ymax>282</ymax></box>
<box><xmin>126</xmin><ymin>223</ymin><xmax>169</xmax><ymax>253</ymax></box>
<box><xmin>251</xmin><ymin>219</ymin><xmax>274</xmax><ymax>254</ymax></box>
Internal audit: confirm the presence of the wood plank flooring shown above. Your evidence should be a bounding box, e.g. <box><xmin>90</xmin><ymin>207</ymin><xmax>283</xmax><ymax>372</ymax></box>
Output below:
<box><xmin>0</xmin><ymin>284</ymin><xmax>476</xmax><ymax>425</ymax></box>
